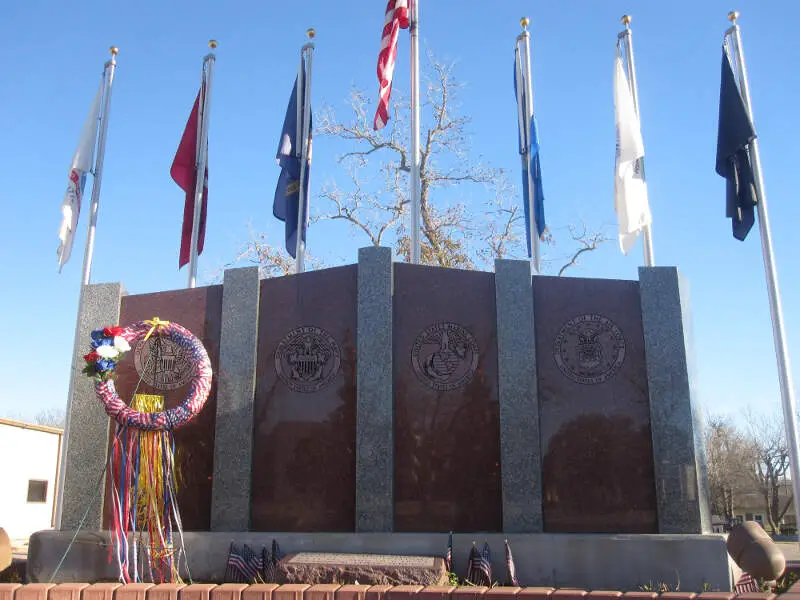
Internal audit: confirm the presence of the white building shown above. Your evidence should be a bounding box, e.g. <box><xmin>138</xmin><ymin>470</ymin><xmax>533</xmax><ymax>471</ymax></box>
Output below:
<box><xmin>0</xmin><ymin>418</ymin><xmax>63</xmax><ymax>543</ymax></box>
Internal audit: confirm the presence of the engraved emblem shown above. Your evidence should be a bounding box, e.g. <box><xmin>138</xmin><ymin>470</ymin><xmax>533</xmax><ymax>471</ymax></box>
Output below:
<box><xmin>275</xmin><ymin>326</ymin><xmax>342</xmax><ymax>393</ymax></box>
<box><xmin>554</xmin><ymin>314</ymin><xmax>626</xmax><ymax>385</ymax></box>
<box><xmin>134</xmin><ymin>335</ymin><xmax>195</xmax><ymax>390</ymax></box>
<box><xmin>411</xmin><ymin>322</ymin><xmax>480</xmax><ymax>391</ymax></box>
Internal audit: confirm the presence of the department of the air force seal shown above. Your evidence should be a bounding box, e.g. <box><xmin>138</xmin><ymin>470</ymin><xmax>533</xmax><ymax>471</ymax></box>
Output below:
<box><xmin>553</xmin><ymin>314</ymin><xmax>626</xmax><ymax>385</ymax></box>
<box><xmin>275</xmin><ymin>326</ymin><xmax>342</xmax><ymax>393</ymax></box>
<box><xmin>411</xmin><ymin>322</ymin><xmax>480</xmax><ymax>391</ymax></box>
<box><xmin>134</xmin><ymin>335</ymin><xmax>196</xmax><ymax>391</ymax></box>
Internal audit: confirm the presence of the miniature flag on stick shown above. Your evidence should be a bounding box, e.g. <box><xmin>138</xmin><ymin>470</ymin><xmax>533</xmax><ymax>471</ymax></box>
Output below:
<box><xmin>505</xmin><ymin>539</ymin><xmax>519</xmax><ymax>586</ymax></box>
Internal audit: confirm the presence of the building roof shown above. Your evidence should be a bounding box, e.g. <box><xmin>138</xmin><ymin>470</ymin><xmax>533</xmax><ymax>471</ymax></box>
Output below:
<box><xmin>0</xmin><ymin>417</ymin><xmax>63</xmax><ymax>435</ymax></box>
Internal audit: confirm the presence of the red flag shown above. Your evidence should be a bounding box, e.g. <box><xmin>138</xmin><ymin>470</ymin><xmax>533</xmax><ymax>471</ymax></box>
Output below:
<box><xmin>171</xmin><ymin>85</ymin><xmax>208</xmax><ymax>268</ymax></box>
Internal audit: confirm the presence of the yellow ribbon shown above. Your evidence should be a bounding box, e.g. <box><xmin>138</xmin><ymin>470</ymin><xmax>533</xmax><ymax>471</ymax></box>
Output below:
<box><xmin>143</xmin><ymin>317</ymin><xmax>170</xmax><ymax>341</ymax></box>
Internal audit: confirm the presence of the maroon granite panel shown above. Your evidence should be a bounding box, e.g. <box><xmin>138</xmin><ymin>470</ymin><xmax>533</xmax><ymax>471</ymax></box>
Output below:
<box><xmin>102</xmin><ymin>286</ymin><xmax>223</xmax><ymax>531</ymax></box>
<box><xmin>251</xmin><ymin>266</ymin><xmax>357</xmax><ymax>531</ymax></box>
<box><xmin>393</xmin><ymin>264</ymin><xmax>502</xmax><ymax>532</ymax></box>
<box><xmin>535</xmin><ymin>275</ymin><xmax>657</xmax><ymax>533</ymax></box>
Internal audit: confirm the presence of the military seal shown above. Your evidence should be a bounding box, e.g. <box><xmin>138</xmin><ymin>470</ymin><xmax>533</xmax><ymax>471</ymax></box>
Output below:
<box><xmin>275</xmin><ymin>326</ymin><xmax>342</xmax><ymax>393</ymax></box>
<box><xmin>411</xmin><ymin>322</ymin><xmax>479</xmax><ymax>391</ymax></box>
<box><xmin>553</xmin><ymin>314</ymin><xmax>626</xmax><ymax>385</ymax></box>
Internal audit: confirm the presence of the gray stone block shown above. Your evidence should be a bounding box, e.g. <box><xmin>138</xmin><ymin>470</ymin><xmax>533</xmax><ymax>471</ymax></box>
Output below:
<box><xmin>60</xmin><ymin>283</ymin><xmax>123</xmax><ymax>531</ymax></box>
<box><xmin>356</xmin><ymin>246</ymin><xmax>394</xmax><ymax>532</ymax></box>
<box><xmin>211</xmin><ymin>266</ymin><xmax>261</xmax><ymax>531</ymax></box>
<box><xmin>639</xmin><ymin>267</ymin><xmax>711</xmax><ymax>534</ymax></box>
<box><xmin>494</xmin><ymin>259</ymin><xmax>542</xmax><ymax>533</ymax></box>
<box><xmin>29</xmin><ymin>529</ymin><xmax>734</xmax><ymax>591</ymax></box>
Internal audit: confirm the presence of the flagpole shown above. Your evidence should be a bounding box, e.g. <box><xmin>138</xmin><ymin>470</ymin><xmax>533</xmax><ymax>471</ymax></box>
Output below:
<box><xmin>518</xmin><ymin>17</ymin><xmax>541</xmax><ymax>273</ymax></box>
<box><xmin>295</xmin><ymin>29</ymin><xmax>315</xmax><ymax>274</ymax></box>
<box><xmin>619</xmin><ymin>15</ymin><xmax>655</xmax><ymax>268</ymax></box>
<box><xmin>725</xmin><ymin>10</ymin><xmax>800</xmax><ymax>539</ymax></box>
<box><xmin>80</xmin><ymin>48</ymin><xmax>118</xmax><ymax>286</ymax></box>
<box><xmin>54</xmin><ymin>47</ymin><xmax>118</xmax><ymax>529</ymax></box>
<box><xmin>409</xmin><ymin>0</ymin><xmax>421</xmax><ymax>264</ymax></box>
<box><xmin>187</xmin><ymin>40</ymin><xmax>216</xmax><ymax>289</ymax></box>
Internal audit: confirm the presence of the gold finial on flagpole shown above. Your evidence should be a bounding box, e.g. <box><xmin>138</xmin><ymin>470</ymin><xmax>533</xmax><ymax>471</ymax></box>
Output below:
<box><xmin>110</xmin><ymin>46</ymin><xmax>119</xmax><ymax>56</ymax></box>
<box><xmin>209</xmin><ymin>39</ymin><xmax>218</xmax><ymax>50</ymax></box>
<box><xmin>307</xmin><ymin>28</ymin><xmax>316</xmax><ymax>40</ymax></box>
<box><xmin>622</xmin><ymin>15</ymin><xmax>632</xmax><ymax>27</ymax></box>
<box><xmin>728</xmin><ymin>10</ymin><xmax>740</xmax><ymax>23</ymax></box>
<box><xmin>520</xmin><ymin>17</ymin><xmax>530</xmax><ymax>30</ymax></box>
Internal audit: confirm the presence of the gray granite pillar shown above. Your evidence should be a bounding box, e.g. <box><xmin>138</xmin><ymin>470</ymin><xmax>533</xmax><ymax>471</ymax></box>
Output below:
<box><xmin>60</xmin><ymin>283</ymin><xmax>123</xmax><ymax>530</ymax></box>
<box><xmin>211</xmin><ymin>266</ymin><xmax>261</xmax><ymax>531</ymax></box>
<box><xmin>639</xmin><ymin>266</ymin><xmax>711</xmax><ymax>534</ymax></box>
<box><xmin>494</xmin><ymin>259</ymin><xmax>543</xmax><ymax>533</ymax></box>
<box><xmin>356</xmin><ymin>246</ymin><xmax>394</xmax><ymax>532</ymax></box>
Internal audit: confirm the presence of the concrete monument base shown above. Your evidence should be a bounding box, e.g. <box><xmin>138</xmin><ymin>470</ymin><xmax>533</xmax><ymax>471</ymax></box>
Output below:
<box><xmin>28</xmin><ymin>530</ymin><xmax>735</xmax><ymax>591</ymax></box>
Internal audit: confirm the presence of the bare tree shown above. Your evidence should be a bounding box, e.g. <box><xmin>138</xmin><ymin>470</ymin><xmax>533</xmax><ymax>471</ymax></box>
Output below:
<box><xmin>232</xmin><ymin>55</ymin><xmax>608</xmax><ymax>276</ymax></box>
<box><xmin>33</xmin><ymin>408</ymin><xmax>66</xmax><ymax>429</ymax></box>
<box><xmin>746</xmin><ymin>410</ymin><xmax>793</xmax><ymax>533</ymax></box>
<box><xmin>705</xmin><ymin>414</ymin><xmax>755</xmax><ymax>522</ymax></box>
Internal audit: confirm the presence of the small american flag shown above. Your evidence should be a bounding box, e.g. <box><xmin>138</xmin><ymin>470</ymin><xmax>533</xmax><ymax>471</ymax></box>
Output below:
<box><xmin>504</xmin><ymin>539</ymin><xmax>519</xmax><ymax>586</ymax></box>
<box><xmin>374</xmin><ymin>0</ymin><xmax>409</xmax><ymax>130</ymax></box>
<box><xmin>466</xmin><ymin>542</ymin><xmax>492</xmax><ymax>586</ymax></box>
<box><xmin>225</xmin><ymin>543</ymin><xmax>248</xmax><ymax>583</ymax></box>
<box><xmin>445</xmin><ymin>531</ymin><xmax>453</xmax><ymax>572</ymax></box>
<box><xmin>735</xmin><ymin>572</ymin><xmax>761</xmax><ymax>593</ymax></box>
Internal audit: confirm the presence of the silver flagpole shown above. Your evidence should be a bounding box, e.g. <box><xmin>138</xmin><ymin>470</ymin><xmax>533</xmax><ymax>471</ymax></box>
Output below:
<box><xmin>80</xmin><ymin>47</ymin><xmax>118</xmax><ymax>286</ymax></box>
<box><xmin>726</xmin><ymin>10</ymin><xmax>800</xmax><ymax>538</ymax></box>
<box><xmin>518</xmin><ymin>18</ymin><xmax>541</xmax><ymax>273</ymax></box>
<box><xmin>295</xmin><ymin>29</ymin><xmax>315</xmax><ymax>273</ymax></box>
<box><xmin>54</xmin><ymin>46</ymin><xmax>118</xmax><ymax>528</ymax></box>
<box><xmin>409</xmin><ymin>0</ymin><xmax>421</xmax><ymax>264</ymax></box>
<box><xmin>187</xmin><ymin>40</ymin><xmax>216</xmax><ymax>288</ymax></box>
<box><xmin>619</xmin><ymin>15</ymin><xmax>655</xmax><ymax>268</ymax></box>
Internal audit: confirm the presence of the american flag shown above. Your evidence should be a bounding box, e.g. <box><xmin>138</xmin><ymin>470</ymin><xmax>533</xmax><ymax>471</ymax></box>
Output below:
<box><xmin>466</xmin><ymin>542</ymin><xmax>492</xmax><ymax>586</ymax></box>
<box><xmin>373</xmin><ymin>0</ymin><xmax>409</xmax><ymax>130</ymax></box>
<box><xmin>445</xmin><ymin>532</ymin><xmax>453</xmax><ymax>572</ymax></box>
<box><xmin>224</xmin><ymin>543</ymin><xmax>262</xmax><ymax>583</ymax></box>
<box><xmin>504</xmin><ymin>539</ymin><xmax>519</xmax><ymax>586</ymax></box>
<box><xmin>735</xmin><ymin>572</ymin><xmax>761</xmax><ymax>593</ymax></box>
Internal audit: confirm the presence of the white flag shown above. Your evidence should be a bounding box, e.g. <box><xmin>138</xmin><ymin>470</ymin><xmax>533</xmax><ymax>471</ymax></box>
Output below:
<box><xmin>613</xmin><ymin>49</ymin><xmax>651</xmax><ymax>255</ymax></box>
<box><xmin>57</xmin><ymin>80</ymin><xmax>103</xmax><ymax>271</ymax></box>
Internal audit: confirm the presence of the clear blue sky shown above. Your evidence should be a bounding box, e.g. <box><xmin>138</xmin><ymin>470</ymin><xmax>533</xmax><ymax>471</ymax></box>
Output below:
<box><xmin>0</xmin><ymin>0</ymin><xmax>797</xmax><ymax>426</ymax></box>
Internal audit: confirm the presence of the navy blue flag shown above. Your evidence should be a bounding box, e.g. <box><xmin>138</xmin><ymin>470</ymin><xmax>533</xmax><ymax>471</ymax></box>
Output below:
<box><xmin>274</xmin><ymin>58</ymin><xmax>312</xmax><ymax>258</ymax></box>
<box><xmin>715</xmin><ymin>45</ymin><xmax>758</xmax><ymax>241</ymax></box>
<box><xmin>513</xmin><ymin>56</ymin><xmax>546</xmax><ymax>258</ymax></box>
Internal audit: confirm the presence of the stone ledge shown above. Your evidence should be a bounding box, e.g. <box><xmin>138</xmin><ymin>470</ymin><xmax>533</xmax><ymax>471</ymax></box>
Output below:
<box><xmin>0</xmin><ymin>586</ymin><xmax>784</xmax><ymax>600</ymax></box>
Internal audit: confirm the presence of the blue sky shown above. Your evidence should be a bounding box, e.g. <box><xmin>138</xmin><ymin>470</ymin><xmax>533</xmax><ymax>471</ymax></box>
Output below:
<box><xmin>0</xmin><ymin>0</ymin><xmax>797</xmax><ymax>426</ymax></box>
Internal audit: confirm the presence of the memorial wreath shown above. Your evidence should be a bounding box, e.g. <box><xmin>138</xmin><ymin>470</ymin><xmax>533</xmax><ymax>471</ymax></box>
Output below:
<box><xmin>83</xmin><ymin>317</ymin><xmax>212</xmax><ymax>431</ymax></box>
<box><xmin>80</xmin><ymin>317</ymin><xmax>213</xmax><ymax>583</ymax></box>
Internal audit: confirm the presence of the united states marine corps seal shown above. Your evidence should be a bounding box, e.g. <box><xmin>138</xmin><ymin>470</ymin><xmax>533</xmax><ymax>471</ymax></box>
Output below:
<box><xmin>553</xmin><ymin>314</ymin><xmax>626</xmax><ymax>385</ymax></box>
<box><xmin>275</xmin><ymin>326</ymin><xmax>342</xmax><ymax>393</ymax></box>
<box><xmin>134</xmin><ymin>335</ymin><xmax>196</xmax><ymax>390</ymax></box>
<box><xmin>411</xmin><ymin>322</ymin><xmax>479</xmax><ymax>391</ymax></box>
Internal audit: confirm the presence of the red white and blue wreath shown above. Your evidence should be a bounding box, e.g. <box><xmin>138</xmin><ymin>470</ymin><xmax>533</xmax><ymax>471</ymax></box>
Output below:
<box><xmin>83</xmin><ymin>318</ymin><xmax>212</xmax><ymax>431</ymax></box>
<box><xmin>82</xmin><ymin>317</ymin><xmax>212</xmax><ymax>583</ymax></box>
